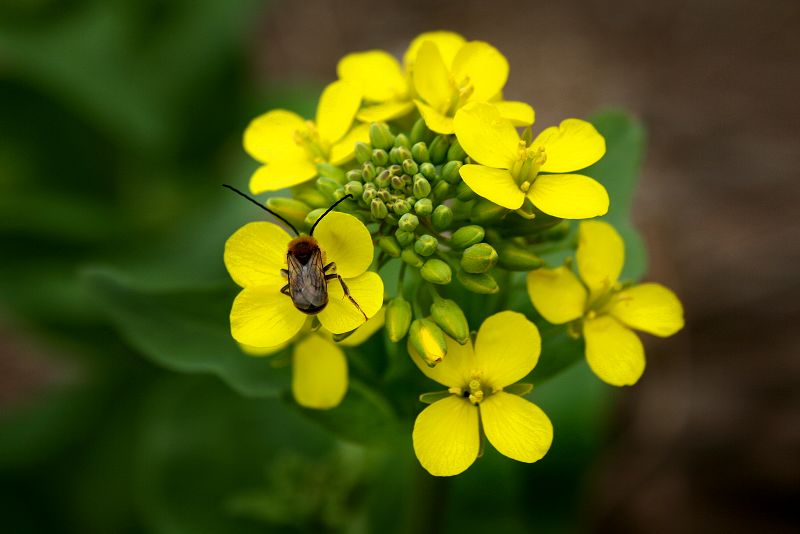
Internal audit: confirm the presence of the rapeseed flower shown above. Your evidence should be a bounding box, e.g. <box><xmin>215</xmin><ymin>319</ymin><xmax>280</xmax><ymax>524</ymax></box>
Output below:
<box><xmin>244</xmin><ymin>81</ymin><xmax>369</xmax><ymax>194</ymax></box>
<box><xmin>527</xmin><ymin>221</ymin><xmax>684</xmax><ymax>386</ymax></box>
<box><xmin>337</xmin><ymin>50</ymin><xmax>414</xmax><ymax>122</ymax></box>
<box><xmin>410</xmin><ymin>311</ymin><xmax>553</xmax><ymax>476</ymax></box>
<box><xmin>454</xmin><ymin>102</ymin><xmax>608</xmax><ymax>219</ymax></box>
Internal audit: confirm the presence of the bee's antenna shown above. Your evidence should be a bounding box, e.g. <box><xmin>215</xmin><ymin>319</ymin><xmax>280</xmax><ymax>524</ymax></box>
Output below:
<box><xmin>310</xmin><ymin>194</ymin><xmax>354</xmax><ymax>236</ymax></box>
<box><xmin>222</xmin><ymin>184</ymin><xmax>300</xmax><ymax>236</ymax></box>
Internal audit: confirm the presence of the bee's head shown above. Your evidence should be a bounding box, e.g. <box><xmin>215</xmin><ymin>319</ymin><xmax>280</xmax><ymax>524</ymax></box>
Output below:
<box><xmin>288</xmin><ymin>236</ymin><xmax>319</xmax><ymax>264</ymax></box>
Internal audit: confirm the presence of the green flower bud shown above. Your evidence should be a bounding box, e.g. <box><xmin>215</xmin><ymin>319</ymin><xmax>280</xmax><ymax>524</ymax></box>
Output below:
<box><xmin>355</xmin><ymin>142</ymin><xmax>373</xmax><ymax>164</ymax></box>
<box><xmin>411</xmin><ymin>142</ymin><xmax>430</xmax><ymax>163</ymax></box>
<box><xmin>375</xmin><ymin>169</ymin><xmax>391</xmax><ymax>188</ymax></box>
<box><xmin>385</xmin><ymin>297</ymin><xmax>412</xmax><ymax>342</ymax></box>
<box><xmin>428</xmin><ymin>135</ymin><xmax>449</xmax><ymax>164</ymax></box>
<box><xmin>372</xmin><ymin>148</ymin><xmax>389</xmax><ymax>167</ymax></box>
<box><xmin>430</xmin><ymin>298</ymin><xmax>470</xmax><ymax>344</ymax></box>
<box><xmin>377</xmin><ymin>189</ymin><xmax>391</xmax><ymax>202</ymax></box>
<box><xmin>413</xmin><ymin>176</ymin><xmax>431</xmax><ymax>198</ymax></box>
<box><xmin>456</xmin><ymin>180</ymin><xmax>476</xmax><ymax>201</ymax></box>
<box><xmin>396</xmin><ymin>146</ymin><xmax>413</xmax><ymax>163</ymax></box>
<box><xmin>393</xmin><ymin>133</ymin><xmax>410</xmax><ymax>149</ymax></box>
<box><xmin>332</xmin><ymin>188</ymin><xmax>348</xmax><ymax>201</ymax></box>
<box><xmin>432</xmin><ymin>180</ymin><xmax>451</xmax><ymax>201</ymax></box>
<box><xmin>395</xmin><ymin>229</ymin><xmax>415</xmax><ymax>247</ymax></box>
<box><xmin>447</xmin><ymin>138</ymin><xmax>467</xmax><ymax>161</ymax></box>
<box><xmin>265</xmin><ymin>197</ymin><xmax>311</xmax><ymax>231</ymax></box>
<box><xmin>414</xmin><ymin>234</ymin><xmax>438</xmax><ymax>256</ymax></box>
<box><xmin>496</xmin><ymin>242</ymin><xmax>544</xmax><ymax>271</ymax></box>
<box><xmin>398</xmin><ymin>213</ymin><xmax>419</xmax><ymax>231</ymax></box>
<box><xmin>385</xmin><ymin>213</ymin><xmax>399</xmax><ymax>226</ymax></box>
<box><xmin>419</xmin><ymin>161</ymin><xmax>437</xmax><ymax>180</ymax></box>
<box><xmin>316</xmin><ymin>176</ymin><xmax>341</xmax><ymax>200</ymax></box>
<box><xmin>450</xmin><ymin>225</ymin><xmax>485</xmax><ymax>249</ymax></box>
<box><xmin>304</xmin><ymin>208</ymin><xmax>326</xmax><ymax>228</ymax></box>
<box><xmin>409</xmin><ymin>318</ymin><xmax>447</xmax><ymax>366</ymax></box>
<box><xmin>420</xmin><ymin>258</ymin><xmax>452</xmax><ymax>285</ymax></box>
<box><xmin>316</xmin><ymin>162</ymin><xmax>346</xmax><ymax>183</ymax></box>
<box><xmin>361</xmin><ymin>161</ymin><xmax>376</xmax><ymax>182</ymax></box>
<box><xmin>471</xmin><ymin>199</ymin><xmax>508</xmax><ymax>224</ymax></box>
<box><xmin>362</xmin><ymin>188</ymin><xmax>376</xmax><ymax>204</ymax></box>
<box><xmin>389</xmin><ymin>146</ymin><xmax>402</xmax><ymax>165</ymax></box>
<box><xmin>402</xmin><ymin>158</ymin><xmax>419</xmax><ymax>176</ymax></box>
<box><xmin>441</xmin><ymin>160</ymin><xmax>462</xmax><ymax>184</ymax></box>
<box><xmin>344</xmin><ymin>180</ymin><xmax>364</xmax><ymax>198</ymax></box>
<box><xmin>431</xmin><ymin>205</ymin><xmax>453</xmax><ymax>230</ymax></box>
<box><xmin>414</xmin><ymin>198</ymin><xmax>433</xmax><ymax>216</ymax></box>
<box><xmin>390</xmin><ymin>175</ymin><xmax>405</xmax><ymax>190</ymax></box>
<box><xmin>369</xmin><ymin>122</ymin><xmax>394</xmax><ymax>150</ymax></box>
<box><xmin>345</xmin><ymin>168</ymin><xmax>362</xmax><ymax>181</ymax></box>
<box><xmin>460</xmin><ymin>243</ymin><xmax>498</xmax><ymax>274</ymax></box>
<box><xmin>456</xmin><ymin>269</ymin><xmax>499</xmax><ymax>294</ymax></box>
<box><xmin>371</xmin><ymin>198</ymin><xmax>388</xmax><ymax>220</ymax></box>
<box><xmin>388</xmin><ymin>164</ymin><xmax>403</xmax><ymax>176</ymax></box>
<box><xmin>377</xmin><ymin>236</ymin><xmax>401</xmax><ymax>257</ymax></box>
<box><xmin>292</xmin><ymin>186</ymin><xmax>329</xmax><ymax>209</ymax></box>
<box><xmin>410</xmin><ymin>117</ymin><xmax>434</xmax><ymax>145</ymax></box>
<box><xmin>401</xmin><ymin>246</ymin><xmax>424</xmax><ymax>268</ymax></box>
<box><xmin>393</xmin><ymin>200</ymin><xmax>411</xmax><ymax>216</ymax></box>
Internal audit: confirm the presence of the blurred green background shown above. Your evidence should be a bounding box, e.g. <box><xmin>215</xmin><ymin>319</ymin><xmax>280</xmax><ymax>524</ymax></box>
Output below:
<box><xmin>1</xmin><ymin>1</ymin><xmax>797</xmax><ymax>533</ymax></box>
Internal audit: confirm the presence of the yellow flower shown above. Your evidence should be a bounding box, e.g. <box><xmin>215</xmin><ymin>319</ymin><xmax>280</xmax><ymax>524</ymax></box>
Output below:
<box><xmin>410</xmin><ymin>311</ymin><xmax>553</xmax><ymax>476</ymax></box>
<box><xmin>454</xmin><ymin>102</ymin><xmax>609</xmax><ymax>219</ymax></box>
<box><xmin>527</xmin><ymin>221</ymin><xmax>684</xmax><ymax>386</ymax></box>
<box><xmin>337</xmin><ymin>50</ymin><xmax>415</xmax><ymax>122</ymax></box>
<box><xmin>243</xmin><ymin>80</ymin><xmax>370</xmax><ymax>194</ymax></box>
<box><xmin>241</xmin><ymin>308</ymin><xmax>385</xmax><ymax>410</ymax></box>
<box><xmin>224</xmin><ymin>211</ymin><xmax>384</xmax><ymax>348</ymax></box>
<box><xmin>404</xmin><ymin>31</ymin><xmax>534</xmax><ymax>134</ymax></box>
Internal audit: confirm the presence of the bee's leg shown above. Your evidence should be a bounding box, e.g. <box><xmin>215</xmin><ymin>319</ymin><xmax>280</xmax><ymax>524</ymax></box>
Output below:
<box><xmin>280</xmin><ymin>284</ymin><xmax>291</xmax><ymax>297</ymax></box>
<box><xmin>323</xmin><ymin>262</ymin><xmax>336</xmax><ymax>273</ymax></box>
<box><xmin>325</xmin><ymin>274</ymin><xmax>368</xmax><ymax>321</ymax></box>
<box><xmin>281</xmin><ymin>269</ymin><xmax>289</xmax><ymax>278</ymax></box>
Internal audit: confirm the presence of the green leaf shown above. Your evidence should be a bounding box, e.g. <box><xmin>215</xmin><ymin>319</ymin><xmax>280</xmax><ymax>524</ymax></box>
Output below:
<box><xmin>83</xmin><ymin>268</ymin><xmax>290</xmax><ymax>398</ymax></box>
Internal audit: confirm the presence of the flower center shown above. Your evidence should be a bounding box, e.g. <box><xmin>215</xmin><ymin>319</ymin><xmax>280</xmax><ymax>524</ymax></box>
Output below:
<box><xmin>510</xmin><ymin>143</ymin><xmax>546</xmax><ymax>189</ymax></box>
<box><xmin>293</xmin><ymin>120</ymin><xmax>329</xmax><ymax>163</ymax></box>
<box><xmin>447</xmin><ymin>75</ymin><xmax>475</xmax><ymax>115</ymax></box>
<box><xmin>449</xmin><ymin>375</ymin><xmax>491</xmax><ymax>405</ymax></box>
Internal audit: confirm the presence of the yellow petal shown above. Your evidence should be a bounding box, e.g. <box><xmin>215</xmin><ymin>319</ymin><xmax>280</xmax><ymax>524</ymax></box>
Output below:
<box><xmin>584</xmin><ymin>315</ymin><xmax>645</xmax><ymax>386</ymax></box>
<box><xmin>608</xmin><ymin>283</ymin><xmax>685</xmax><ymax>337</ymax></box>
<box><xmin>527</xmin><ymin>173</ymin><xmax>609</xmax><ymax>219</ymax></box>
<box><xmin>533</xmin><ymin>119</ymin><xmax>606</xmax><ymax>173</ymax></box>
<box><xmin>404</xmin><ymin>31</ymin><xmax>466</xmax><ymax>70</ymax></box>
<box><xmin>451</xmin><ymin>41</ymin><xmax>509</xmax><ymax>103</ymax></box>
<box><xmin>292</xmin><ymin>334</ymin><xmax>347</xmax><ymax>409</ymax></box>
<box><xmin>249</xmin><ymin>159</ymin><xmax>318</xmax><ymax>194</ymax></box>
<box><xmin>474</xmin><ymin>311</ymin><xmax>541</xmax><ymax>389</ymax></box>
<box><xmin>230</xmin><ymin>285</ymin><xmax>306</xmax><ymax>347</ymax></box>
<box><xmin>224</xmin><ymin>222</ymin><xmax>291</xmax><ymax>288</ymax></box>
<box><xmin>453</xmin><ymin>102</ymin><xmax>519</xmax><ymax>168</ymax></box>
<box><xmin>315</xmin><ymin>80</ymin><xmax>361</xmax><ymax>144</ymax></box>
<box><xmin>243</xmin><ymin>109</ymin><xmax>307</xmax><ymax>164</ymax></box>
<box><xmin>526</xmin><ymin>266</ymin><xmax>587</xmax><ymax>324</ymax></box>
<box><xmin>356</xmin><ymin>101</ymin><xmax>416</xmax><ymax>123</ymax></box>
<box><xmin>480</xmin><ymin>392</ymin><xmax>553</xmax><ymax>463</ymax></box>
<box><xmin>459</xmin><ymin>165</ymin><xmax>524</xmax><ymax>209</ymax></box>
<box><xmin>577</xmin><ymin>220</ymin><xmax>624</xmax><ymax>297</ymax></box>
<box><xmin>409</xmin><ymin>336</ymin><xmax>476</xmax><ymax>389</ymax></box>
<box><xmin>329</xmin><ymin>123</ymin><xmax>371</xmax><ymax>165</ymax></box>
<box><xmin>413</xmin><ymin>395</ymin><xmax>479</xmax><ymax>477</ymax></box>
<box><xmin>317</xmin><ymin>272</ymin><xmax>383</xmax><ymax>334</ymax></box>
<box><xmin>337</xmin><ymin>50</ymin><xmax>407</xmax><ymax>102</ymax></box>
<box><xmin>313</xmin><ymin>211</ymin><xmax>373</xmax><ymax>278</ymax></box>
<box><xmin>414</xmin><ymin>99</ymin><xmax>455</xmax><ymax>134</ymax></box>
<box><xmin>413</xmin><ymin>41</ymin><xmax>452</xmax><ymax>112</ymax></box>
<box><xmin>239</xmin><ymin>342</ymin><xmax>287</xmax><ymax>356</ymax></box>
<box><xmin>337</xmin><ymin>306</ymin><xmax>385</xmax><ymax>347</ymax></box>
<box><xmin>494</xmin><ymin>100</ymin><xmax>535</xmax><ymax>126</ymax></box>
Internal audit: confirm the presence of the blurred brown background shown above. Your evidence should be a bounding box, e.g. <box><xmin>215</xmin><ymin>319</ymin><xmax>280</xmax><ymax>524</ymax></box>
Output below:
<box><xmin>255</xmin><ymin>0</ymin><xmax>799</xmax><ymax>531</ymax></box>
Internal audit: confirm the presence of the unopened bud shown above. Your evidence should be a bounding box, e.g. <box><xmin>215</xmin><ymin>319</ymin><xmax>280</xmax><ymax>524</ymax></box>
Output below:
<box><xmin>371</xmin><ymin>198</ymin><xmax>388</xmax><ymax>220</ymax></box>
<box><xmin>402</xmin><ymin>158</ymin><xmax>419</xmax><ymax>176</ymax></box>
<box><xmin>317</xmin><ymin>162</ymin><xmax>346</xmax><ymax>183</ymax></box>
<box><xmin>344</xmin><ymin>180</ymin><xmax>364</xmax><ymax>198</ymax></box>
<box><xmin>391</xmin><ymin>175</ymin><xmax>405</xmax><ymax>190</ymax></box>
<box><xmin>388</xmin><ymin>164</ymin><xmax>402</xmax><ymax>176</ymax></box>
<box><xmin>420</xmin><ymin>258</ymin><xmax>452</xmax><ymax>285</ymax></box>
<box><xmin>362</xmin><ymin>188</ymin><xmax>376</xmax><ymax>203</ymax></box>
<box><xmin>375</xmin><ymin>169</ymin><xmax>391</xmax><ymax>188</ymax></box>
<box><xmin>369</xmin><ymin>122</ymin><xmax>394</xmax><ymax>150</ymax></box>
<box><xmin>395</xmin><ymin>229</ymin><xmax>415</xmax><ymax>247</ymax></box>
<box><xmin>419</xmin><ymin>161</ymin><xmax>437</xmax><ymax>180</ymax></box>
<box><xmin>447</xmin><ymin>138</ymin><xmax>467</xmax><ymax>161</ymax></box>
<box><xmin>316</xmin><ymin>176</ymin><xmax>341</xmax><ymax>201</ymax></box>
<box><xmin>393</xmin><ymin>133</ymin><xmax>410</xmax><ymax>149</ymax></box>
<box><xmin>413</xmin><ymin>176</ymin><xmax>431</xmax><ymax>198</ymax></box>
<box><xmin>456</xmin><ymin>269</ymin><xmax>499</xmax><ymax>294</ymax></box>
<box><xmin>377</xmin><ymin>236</ymin><xmax>401</xmax><ymax>257</ymax></box>
<box><xmin>471</xmin><ymin>199</ymin><xmax>508</xmax><ymax>224</ymax></box>
<box><xmin>414</xmin><ymin>234</ymin><xmax>438</xmax><ymax>256</ymax></box>
<box><xmin>431</xmin><ymin>205</ymin><xmax>453</xmax><ymax>230</ymax></box>
<box><xmin>428</xmin><ymin>135</ymin><xmax>449</xmax><ymax>164</ymax></box>
<box><xmin>355</xmin><ymin>142</ymin><xmax>373</xmax><ymax>164</ymax></box>
<box><xmin>411</xmin><ymin>142</ymin><xmax>430</xmax><ymax>163</ymax></box>
<box><xmin>401</xmin><ymin>246</ymin><xmax>424</xmax><ymax>267</ymax></box>
<box><xmin>430</xmin><ymin>298</ymin><xmax>470</xmax><ymax>344</ymax></box>
<box><xmin>372</xmin><ymin>148</ymin><xmax>389</xmax><ymax>167</ymax></box>
<box><xmin>409</xmin><ymin>319</ymin><xmax>447</xmax><ymax>366</ymax></box>
<box><xmin>456</xmin><ymin>181</ymin><xmax>476</xmax><ymax>201</ymax></box>
<box><xmin>441</xmin><ymin>160</ymin><xmax>462</xmax><ymax>184</ymax></box>
<box><xmin>398</xmin><ymin>213</ymin><xmax>419</xmax><ymax>231</ymax></box>
<box><xmin>450</xmin><ymin>225</ymin><xmax>485</xmax><ymax>249</ymax></box>
<box><xmin>414</xmin><ymin>198</ymin><xmax>433</xmax><ymax>216</ymax></box>
<box><xmin>361</xmin><ymin>161</ymin><xmax>376</xmax><ymax>182</ymax></box>
<box><xmin>432</xmin><ymin>181</ymin><xmax>451</xmax><ymax>201</ymax></box>
<box><xmin>410</xmin><ymin>117</ymin><xmax>434</xmax><ymax>145</ymax></box>
<box><xmin>304</xmin><ymin>208</ymin><xmax>326</xmax><ymax>228</ymax></box>
<box><xmin>393</xmin><ymin>200</ymin><xmax>411</xmax><ymax>216</ymax></box>
<box><xmin>496</xmin><ymin>242</ymin><xmax>544</xmax><ymax>271</ymax></box>
<box><xmin>264</xmin><ymin>197</ymin><xmax>311</xmax><ymax>231</ymax></box>
<box><xmin>385</xmin><ymin>297</ymin><xmax>412</xmax><ymax>342</ymax></box>
<box><xmin>461</xmin><ymin>243</ymin><xmax>498</xmax><ymax>274</ymax></box>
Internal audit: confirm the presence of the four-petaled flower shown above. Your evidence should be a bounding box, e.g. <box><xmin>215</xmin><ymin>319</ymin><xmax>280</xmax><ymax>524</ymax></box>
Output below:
<box><xmin>410</xmin><ymin>311</ymin><xmax>553</xmax><ymax>476</ymax></box>
<box><xmin>243</xmin><ymin>80</ymin><xmax>369</xmax><ymax>194</ymax></box>
<box><xmin>527</xmin><ymin>221</ymin><xmax>684</xmax><ymax>386</ymax></box>
<box><xmin>224</xmin><ymin>211</ymin><xmax>384</xmax><ymax>349</ymax></box>
<box><xmin>454</xmin><ymin>102</ymin><xmax>609</xmax><ymax>219</ymax></box>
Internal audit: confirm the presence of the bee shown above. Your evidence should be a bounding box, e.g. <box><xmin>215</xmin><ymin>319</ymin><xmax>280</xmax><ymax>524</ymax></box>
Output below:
<box><xmin>223</xmin><ymin>184</ymin><xmax>367</xmax><ymax>320</ymax></box>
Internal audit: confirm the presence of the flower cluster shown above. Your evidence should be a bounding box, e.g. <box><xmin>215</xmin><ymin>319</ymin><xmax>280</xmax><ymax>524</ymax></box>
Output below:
<box><xmin>224</xmin><ymin>31</ymin><xmax>684</xmax><ymax>477</ymax></box>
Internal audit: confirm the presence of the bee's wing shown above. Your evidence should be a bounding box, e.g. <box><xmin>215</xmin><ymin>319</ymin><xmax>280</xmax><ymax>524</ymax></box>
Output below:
<box><xmin>287</xmin><ymin>249</ymin><xmax>328</xmax><ymax>310</ymax></box>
